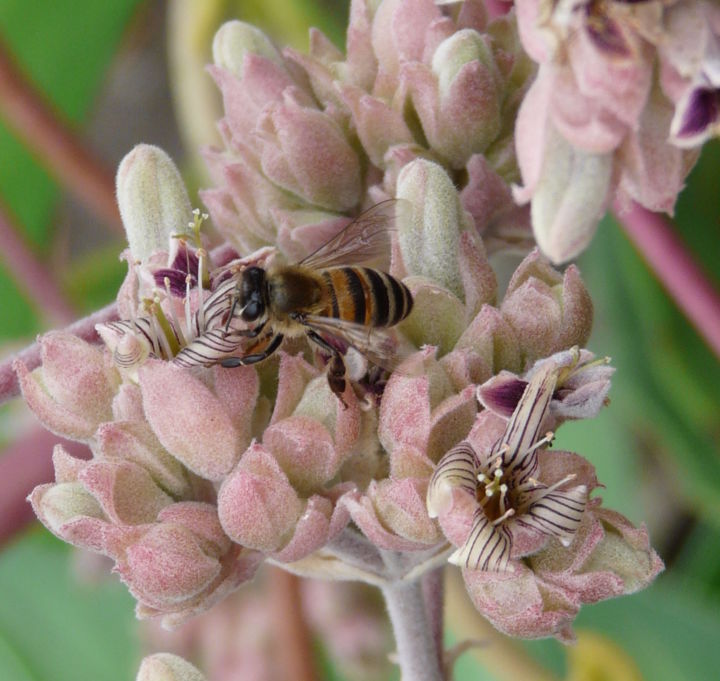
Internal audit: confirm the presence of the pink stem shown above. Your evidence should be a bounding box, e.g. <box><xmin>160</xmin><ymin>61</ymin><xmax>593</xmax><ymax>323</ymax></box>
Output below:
<box><xmin>269</xmin><ymin>568</ymin><xmax>320</xmax><ymax>681</ymax></box>
<box><xmin>612</xmin><ymin>200</ymin><xmax>720</xmax><ymax>360</ymax></box>
<box><xmin>0</xmin><ymin>199</ymin><xmax>76</xmax><ymax>326</ymax></box>
<box><xmin>0</xmin><ymin>302</ymin><xmax>118</xmax><ymax>405</ymax></box>
<box><xmin>484</xmin><ymin>0</ymin><xmax>512</xmax><ymax>19</ymax></box>
<box><xmin>0</xmin><ymin>427</ymin><xmax>90</xmax><ymax>546</ymax></box>
<box><xmin>0</xmin><ymin>38</ymin><xmax>121</xmax><ymax>231</ymax></box>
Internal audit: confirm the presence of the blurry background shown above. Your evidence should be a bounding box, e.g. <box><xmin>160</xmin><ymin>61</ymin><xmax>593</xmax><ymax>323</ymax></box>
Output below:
<box><xmin>0</xmin><ymin>1</ymin><xmax>718</xmax><ymax>680</ymax></box>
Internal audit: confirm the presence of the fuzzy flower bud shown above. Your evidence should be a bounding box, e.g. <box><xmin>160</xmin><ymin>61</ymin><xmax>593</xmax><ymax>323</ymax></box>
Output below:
<box><xmin>403</xmin><ymin>29</ymin><xmax>502</xmax><ymax>167</ymax></box>
<box><xmin>14</xmin><ymin>332</ymin><xmax>119</xmax><ymax>441</ymax></box>
<box><xmin>212</xmin><ymin>20</ymin><xmax>283</xmax><ymax>76</ymax></box>
<box><xmin>500</xmin><ymin>250</ymin><xmax>593</xmax><ymax>363</ymax></box>
<box><xmin>136</xmin><ymin>654</ymin><xmax>206</xmax><ymax>681</ymax></box>
<box><xmin>117</xmin><ymin>144</ymin><xmax>193</xmax><ymax>263</ymax></box>
<box><xmin>397</xmin><ymin>159</ymin><xmax>468</xmax><ymax>299</ymax></box>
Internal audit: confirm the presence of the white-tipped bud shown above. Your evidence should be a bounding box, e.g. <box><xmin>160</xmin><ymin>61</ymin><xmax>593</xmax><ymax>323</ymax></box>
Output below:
<box><xmin>432</xmin><ymin>29</ymin><xmax>496</xmax><ymax>98</ymax></box>
<box><xmin>116</xmin><ymin>144</ymin><xmax>193</xmax><ymax>263</ymax></box>
<box><xmin>212</xmin><ymin>20</ymin><xmax>282</xmax><ymax>76</ymax></box>
<box><xmin>35</xmin><ymin>482</ymin><xmax>104</xmax><ymax>534</ymax></box>
<box><xmin>136</xmin><ymin>654</ymin><xmax>206</xmax><ymax>681</ymax></box>
<box><xmin>397</xmin><ymin>159</ymin><xmax>467</xmax><ymax>298</ymax></box>
<box><xmin>524</xmin><ymin>125</ymin><xmax>612</xmax><ymax>265</ymax></box>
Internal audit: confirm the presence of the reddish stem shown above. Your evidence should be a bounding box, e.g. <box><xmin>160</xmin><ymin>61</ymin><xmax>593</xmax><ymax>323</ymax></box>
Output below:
<box><xmin>0</xmin><ymin>427</ymin><xmax>90</xmax><ymax>546</ymax></box>
<box><xmin>0</xmin><ymin>38</ymin><xmax>121</xmax><ymax>231</ymax></box>
<box><xmin>0</xmin><ymin>199</ymin><xmax>76</xmax><ymax>325</ymax></box>
<box><xmin>613</xmin><ymin>200</ymin><xmax>720</xmax><ymax>360</ymax></box>
<box><xmin>0</xmin><ymin>302</ymin><xmax>118</xmax><ymax>405</ymax></box>
<box><xmin>484</xmin><ymin>0</ymin><xmax>513</xmax><ymax>19</ymax></box>
<box><xmin>269</xmin><ymin>568</ymin><xmax>318</xmax><ymax>681</ymax></box>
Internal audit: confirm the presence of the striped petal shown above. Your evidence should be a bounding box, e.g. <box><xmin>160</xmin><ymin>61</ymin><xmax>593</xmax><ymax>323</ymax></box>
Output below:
<box><xmin>448</xmin><ymin>509</ymin><xmax>512</xmax><ymax>572</ymax></box>
<box><xmin>201</xmin><ymin>276</ymin><xmax>237</xmax><ymax>331</ymax></box>
<box><xmin>173</xmin><ymin>329</ymin><xmax>248</xmax><ymax>367</ymax></box>
<box><xmin>426</xmin><ymin>442</ymin><xmax>478</xmax><ymax>518</ymax></box>
<box><xmin>519</xmin><ymin>485</ymin><xmax>587</xmax><ymax>546</ymax></box>
<box><xmin>491</xmin><ymin>362</ymin><xmax>557</xmax><ymax>481</ymax></box>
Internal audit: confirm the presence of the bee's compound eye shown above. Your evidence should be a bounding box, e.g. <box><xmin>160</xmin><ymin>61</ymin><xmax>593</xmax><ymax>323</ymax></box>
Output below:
<box><xmin>241</xmin><ymin>299</ymin><xmax>262</xmax><ymax>321</ymax></box>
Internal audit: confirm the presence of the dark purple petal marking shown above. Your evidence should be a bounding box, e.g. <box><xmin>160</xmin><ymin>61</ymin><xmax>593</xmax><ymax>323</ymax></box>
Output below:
<box><xmin>676</xmin><ymin>87</ymin><xmax>719</xmax><ymax>139</ymax></box>
<box><xmin>154</xmin><ymin>269</ymin><xmax>195</xmax><ymax>297</ymax></box>
<box><xmin>493</xmin><ymin>364</ymin><xmax>556</xmax><ymax>479</ymax></box>
<box><xmin>478</xmin><ymin>378</ymin><xmax>528</xmax><ymax>418</ymax></box>
<box><xmin>584</xmin><ymin>12</ymin><xmax>632</xmax><ymax>57</ymax></box>
<box><xmin>173</xmin><ymin>328</ymin><xmax>248</xmax><ymax>367</ymax></box>
<box><xmin>170</xmin><ymin>245</ymin><xmax>200</xmax><ymax>277</ymax></box>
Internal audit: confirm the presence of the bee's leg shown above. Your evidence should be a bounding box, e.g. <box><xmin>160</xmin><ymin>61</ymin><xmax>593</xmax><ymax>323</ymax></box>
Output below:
<box><xmin>226</xmin><ymin>319</ymin><xmax>267</xmax><ymax>338</ymax></box>
<box><xmin>306</xmin><ymin>330</ymin><xmax>348</xmax><ymax>408</ymax></box>
<box><xmin>221</xmin><ymin>333</ymin><xmax>284</xmax><ymax>367</ymax></box>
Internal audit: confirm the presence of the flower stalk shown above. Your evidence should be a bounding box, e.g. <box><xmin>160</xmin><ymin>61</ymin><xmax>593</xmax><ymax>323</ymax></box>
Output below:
<box><xmin>381</xmin><ymin>573</ymin><xmax>445</xmax><ymax>681</ymax></box>
<box><xmin>0</xmin><ymin>200</ymin><xmax>76</xmax><ymax>326</ymax></box>
<box><xmin>613</xmin><ymin>199</ymin><xmax>720</xmax><ymax>360</ymax></box>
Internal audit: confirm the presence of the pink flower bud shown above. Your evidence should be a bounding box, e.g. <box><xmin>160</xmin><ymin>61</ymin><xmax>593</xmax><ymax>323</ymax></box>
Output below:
<box><xmin>501</xmin><ymin>251</ymin><xmax>592</xmax><ymax>362</ymax></box>
<box><xmin>402</xmin><ymin>29</ymin><xmax>502</xmax><ymax>167</ymax></box>
<box><xmin>15</xmin><ymin>332</ymin><xmax>119</xmax><ymax>441</ymax></box>
<box><xmin>139</xmin><ymin>360</ymin><xmax>255</xmax><ymax>481</ymax></box>
<box><xmin>257</xmin><ymin>96</ymin><xmax>362</xmax><ymax>211</ymax></box>
<box><xmin>397</xmin><ymin>159</ymin><xmax>467</xmax><ymax>298</ymax></box>
<box><xmin>217</xmin><ymin>443</ymin><xmax>304</xmax><ymax>552</ymax></box>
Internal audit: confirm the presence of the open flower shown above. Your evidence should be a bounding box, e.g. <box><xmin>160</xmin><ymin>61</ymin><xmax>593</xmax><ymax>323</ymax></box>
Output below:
<box><xmin>428</xmin><ymin>362</ymin><xmax>587</xmax><ymax>571</ymax></box>
<box><xmin>427</xmin><ymin>359</ymin><xmax>662</xmax><ymax>640</ymax></box>
<box><xmin>514</xmin><ymin>0</ymin><xmax>707</xmax><ymax>262</ymax></box>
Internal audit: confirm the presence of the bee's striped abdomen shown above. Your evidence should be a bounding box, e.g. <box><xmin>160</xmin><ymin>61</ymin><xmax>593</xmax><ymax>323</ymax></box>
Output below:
<box><xmin>321</xmin><ymin>267</ymin><xmax>413</xmax><ymax>327</ymax></box>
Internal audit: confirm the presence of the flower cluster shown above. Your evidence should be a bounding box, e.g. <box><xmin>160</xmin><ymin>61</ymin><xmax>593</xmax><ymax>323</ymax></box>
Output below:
<box><xmin>514</xmin><ymin>0</ymin><xmax>718</xmax><ymax>261</ymax></box>
<box><xmin>202</xmin><ymin>0</ymin><xmax>537</xmax><ymax>260</ymax></box>
<box><xmin>17</xmin><ymin>0</ymin><xmax>663</xmax><ymax>665</ymax></box>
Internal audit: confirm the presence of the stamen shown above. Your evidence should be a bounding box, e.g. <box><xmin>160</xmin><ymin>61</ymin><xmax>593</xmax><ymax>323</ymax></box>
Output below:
<box><xmin>492</xmin><ymin>508</ymin><xmax>515</xmax><ymax>526</ymax></box>
<box><xmin>498</xmin><ymin>483</ymin><xmax>508</xmax><ymax>515</ymax></box>
<box><xmin>196</xmin><ymin>247</ymin><xmax>206</xmax><ymax>332</ymax></box>
<box><xmin>164</xmin><ymin>276</ymin><xmax>187</xmax><ymax>346</ymax></box>
<box><xmin>540</xmin><ymin>473</ymin><xmax>577</xmax><ymax>496</ymax></box>
<box><xmin>525</xmin><ymin>431</ymin><xmax>555</xmax><ymax>455</ymax></box>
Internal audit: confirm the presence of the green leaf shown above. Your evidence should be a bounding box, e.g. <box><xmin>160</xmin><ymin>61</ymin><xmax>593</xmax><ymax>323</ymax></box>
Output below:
<box><xmin>62</xmin><ymin>242</ymin><xmax>127</xmax><ymax>313</ymax></box>
<box><xmin>0</xmin><ymin>0</ymin><xmax>143</xmax><ymax>340</ymax></box>
<box><xmin>0</xmin><ymin>529</ymin><xmax>138</xmax><ymax>681</ymax></box>
<box><xmin>577</xmin><ymin>206</ymin><xmax>720</xmax><ymax>524</ymax></box>
<box><xmin>572</xmin><ymin>580</ymin><xmax>720</xmax><ymax>681</ymax></box>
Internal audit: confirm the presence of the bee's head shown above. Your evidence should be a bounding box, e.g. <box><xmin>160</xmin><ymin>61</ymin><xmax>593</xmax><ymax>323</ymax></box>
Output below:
<box><xmin>238</xmin><ymin>266</ymin><xmax>267</xmax><ymax>322</ymax></box>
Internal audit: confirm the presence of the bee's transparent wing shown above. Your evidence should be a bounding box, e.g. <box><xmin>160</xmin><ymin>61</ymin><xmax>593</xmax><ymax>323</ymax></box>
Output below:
<box><xmin>298</xmin><ymin>199</ymin><xmax>406</xmax><ymax>270</ymax></box>
<box><xmin>303</xmin><ymin>314</ymin><xmax>414</xmax><ymax>373</ymax></box>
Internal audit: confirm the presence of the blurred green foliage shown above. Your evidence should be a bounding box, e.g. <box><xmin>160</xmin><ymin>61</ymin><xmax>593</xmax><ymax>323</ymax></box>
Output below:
<box><xmin>0</xmin><ymin>530</ymin><xmax>137</xmax><ymax>681</ymax></box>
<box><xmin>0</xmin><ymin>1</ymin><xmax>718</xmax><ymax>680</ymax></box>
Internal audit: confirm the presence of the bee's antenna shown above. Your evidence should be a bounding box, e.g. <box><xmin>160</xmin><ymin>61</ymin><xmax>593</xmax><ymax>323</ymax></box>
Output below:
<box><xmin>225</xmin><ymin>295</ymin><xmax>239</xmax><ymax>333</ymax></box>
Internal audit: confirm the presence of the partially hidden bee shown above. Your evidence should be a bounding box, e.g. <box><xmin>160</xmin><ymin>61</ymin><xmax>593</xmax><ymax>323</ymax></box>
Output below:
<box><xmin>220</xmin><ymin>200</ymin><xmax>413</xmax><ymax>403</ymax></box>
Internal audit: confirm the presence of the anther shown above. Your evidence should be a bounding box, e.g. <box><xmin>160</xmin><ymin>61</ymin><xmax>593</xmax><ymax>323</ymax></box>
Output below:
<box><xmin>492</xmin><ymin>508</ymin><xmax>515</xmax><ymax>525</ymax></box>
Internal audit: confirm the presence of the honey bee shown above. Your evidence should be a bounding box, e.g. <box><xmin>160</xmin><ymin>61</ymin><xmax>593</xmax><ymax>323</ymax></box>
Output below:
<box><xmin>220</xmin><ymin>201</ymin><xmax>413</xmax><ymax>402</ymax></box>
